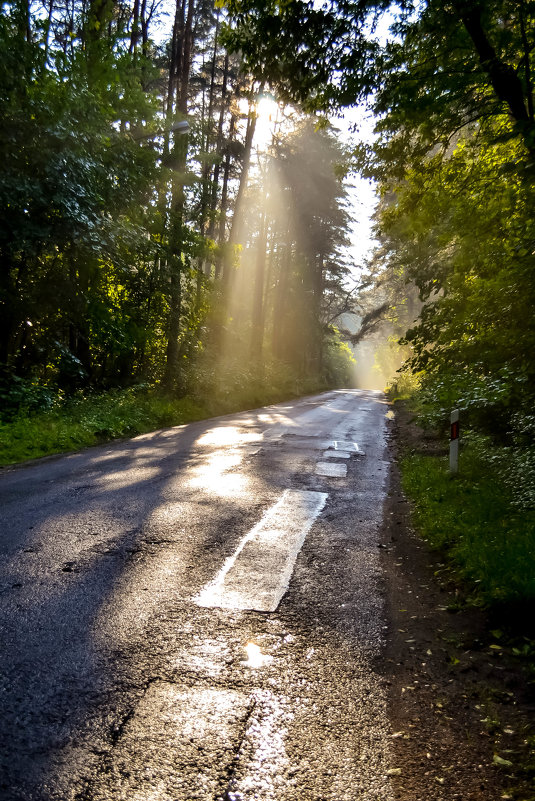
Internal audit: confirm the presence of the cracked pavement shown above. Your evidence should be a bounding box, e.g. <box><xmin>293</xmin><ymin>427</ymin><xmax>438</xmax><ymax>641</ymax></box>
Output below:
<box><xmin>0</xmin><ymin>389</ymin><xmax>396</xmax><ymax>800</ymax></box>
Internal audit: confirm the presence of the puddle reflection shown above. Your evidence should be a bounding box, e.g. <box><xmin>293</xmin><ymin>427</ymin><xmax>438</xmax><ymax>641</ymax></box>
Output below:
<box><xmin>243</xmin><ymin>642</ymin><xmax>272</xmax><ymax>669</ymax></box>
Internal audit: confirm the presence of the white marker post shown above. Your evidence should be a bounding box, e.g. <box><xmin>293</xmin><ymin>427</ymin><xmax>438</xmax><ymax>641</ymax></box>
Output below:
<box><xmin>450</xmin><ymin>409</ymin><xmax>459</xmax><ymax>474</ymax></box>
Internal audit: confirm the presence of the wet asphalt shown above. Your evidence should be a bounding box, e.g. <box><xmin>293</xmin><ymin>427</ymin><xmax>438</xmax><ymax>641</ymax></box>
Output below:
<box><xmin>0</xmin><ymin>389</ymin><xmax>395</xmax><ymax>801</ymax></box>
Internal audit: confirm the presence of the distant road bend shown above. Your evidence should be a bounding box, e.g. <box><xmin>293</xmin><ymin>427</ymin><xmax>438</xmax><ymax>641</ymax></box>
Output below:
<box><xmin>0</xmin><ymin>389</ymin><xmax>396</xmax><ymax>801</ymax></box>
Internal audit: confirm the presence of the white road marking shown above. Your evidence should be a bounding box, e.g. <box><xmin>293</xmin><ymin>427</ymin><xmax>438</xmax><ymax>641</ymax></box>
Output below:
<box><xmin>259</xmin><ymin>437</ymin><xmax>363</xmax><ymax>453</ymax></box>
<box><xmin>333</xmin><ymin>440</ymin><xmax>364</xmax><ymax>453</ymax></box>
<box><xmin>195</xmin><ymin>489</ymin><xmax>328</xmax><ymax>612</ymax></box>
<box><xmin>315</xmin><ymin>462</ymin><xmax>348</xmax><ymax>478</ymax></box>
<box><xmin>321</xmin><ymin>450</ymin><xmax>351</xmax><ymax>459</ymax></box>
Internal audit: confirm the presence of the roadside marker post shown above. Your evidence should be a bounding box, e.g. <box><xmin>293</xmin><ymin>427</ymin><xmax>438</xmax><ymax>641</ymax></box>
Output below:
<box><xmin>450</xmin><ymin>409</ymin><xmax>459</xmax><ymax>474</ymax></box>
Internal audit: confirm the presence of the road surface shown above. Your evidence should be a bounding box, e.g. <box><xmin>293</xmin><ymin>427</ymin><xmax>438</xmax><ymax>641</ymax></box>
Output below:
<box><xmin>0</xmin><ymin>389</ymin><xmax>395</xmax><ymax>801</ymax></box>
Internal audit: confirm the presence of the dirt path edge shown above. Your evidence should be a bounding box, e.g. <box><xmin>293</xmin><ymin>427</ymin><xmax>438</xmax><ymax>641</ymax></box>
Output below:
<box><xmin>378</xmin><ymin>404</ymin><xmax>534</xmax><ymax>801</ymax></box>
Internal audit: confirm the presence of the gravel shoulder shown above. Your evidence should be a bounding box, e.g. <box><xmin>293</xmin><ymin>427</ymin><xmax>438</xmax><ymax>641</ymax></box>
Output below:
<box><xmin>379</xmin><ymin>406</ymin><xmax>535</xmax><ymax>801</ymax></box>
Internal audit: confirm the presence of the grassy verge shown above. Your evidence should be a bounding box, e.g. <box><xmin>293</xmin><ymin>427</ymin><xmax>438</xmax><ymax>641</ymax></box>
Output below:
<box><xmin>0</xmin><ymin>390</ymin><xmax>206</xmax><ymax>465</ymax></box>
<box><xmin>400</xmin><ymin>445</ymin><xmax>535</xmax><ymax>608</ymax></box>
<box><xmin>0</xmin><ymin>375</ymin><xmax>329</xmax><ymax>467</ymax></box>
<box><xmin>396</xmin><ymin>397</ymin><xmax>535</xmax><ymax>694</ymax></box>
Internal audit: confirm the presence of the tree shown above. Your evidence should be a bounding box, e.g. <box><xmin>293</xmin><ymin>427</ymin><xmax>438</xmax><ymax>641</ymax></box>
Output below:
<box><xmin>0</xmin><ymin>0</ymin><xmax>160</xmax><ymax>388</ymax></box>
<box><xmin>222</xmin><ymin>1</ymin><xmax>535</xmax><ymax>157</ymax></box>
<box><xmin>374</xmin><ymin>120</ymin><xmax>535</xmax><ymax>433</ymax></box>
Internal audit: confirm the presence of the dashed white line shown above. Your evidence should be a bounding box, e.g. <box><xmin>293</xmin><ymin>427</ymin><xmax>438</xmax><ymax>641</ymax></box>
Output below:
<box><xmin>195</xmin><ymin>489</ymin><xmax>328</xmax><ymax>612</ymax></box>
<box><xmin>315</xmin><ymin>462</ymin><xmax>347</xmax><ymax>478</ymax></box>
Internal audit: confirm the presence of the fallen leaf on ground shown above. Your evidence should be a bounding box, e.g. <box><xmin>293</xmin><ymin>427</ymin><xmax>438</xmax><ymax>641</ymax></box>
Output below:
<box><xmin>493</xmin><ymin>754</ymin><xmax>513</xmax><ymax>768</ymax></box>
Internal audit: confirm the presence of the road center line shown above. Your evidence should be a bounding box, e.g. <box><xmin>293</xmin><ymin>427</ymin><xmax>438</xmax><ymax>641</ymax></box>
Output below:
<box><xmin>195</xmin><ymin>489</ymin><xmax>328</xmax><ymax>612</ymax></box>
<box><xmin>315</xmin><ymin>462</ymin><xmax>347</xmax><ymax>478</ymax></box>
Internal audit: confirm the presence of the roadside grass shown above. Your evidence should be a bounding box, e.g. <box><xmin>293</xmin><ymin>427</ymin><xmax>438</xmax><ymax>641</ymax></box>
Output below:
<box><xmin>400</xmin><ymin>445</ymin><xmax>535</xmax><ymax>609</ymax></box>
<box><xmin>0</xmin><ymin>371</ymin><xmax>328</xmax><ymax>467</ymax></box>
<box><xmin>0</xmin><ymin>390</ymin><xmax>210</xmax><ymax>465</ymax></box>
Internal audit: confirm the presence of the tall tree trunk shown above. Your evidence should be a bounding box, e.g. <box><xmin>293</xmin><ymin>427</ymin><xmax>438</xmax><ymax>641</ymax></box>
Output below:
<box><xmin>460</xmin><ymin>5</ymin><xmax>535</xmax><ymax>152</ymax></box>
<box><xmin>196</xmin><ymin>12</ymin><xmax>220</xmax><ymax>304</ymax></box>
<box><xmin>214</xmin><ymin>110</ymin><xmax>235</xmax><ymax>279</ymax></box>
<box><xmin>207</xmin><ymin>52</ymin><xmax>230</xmax><ymax>244</ymax></box>
<box><xmin>519</xmin><ymin>0</ymin><xmax>534</xmax><ymax>122</ymax></box>
<box><xmin>249</xmin><ymin>208</ymin><xmax>268</xmax><ymax>363</ymax></box>
<box><xmin>140</xmin><ymin>0</ymin><xmax>149</xmax><ymax>55</ymax></box>
<box><xmin>129</xmin><ymin>0</ymin><xmax>140</xmax><ymax>55</ymax></box>
<box><xmin>312</xmin><ymin>251</ymin><xmax>324</xmax><ymax>376</ymax></box>
<box><xmin>0</xmin><ymin>259</ymin><xmax>15</xmax><ymax>368</ymax></box>
<box><xmin>162</xmin><ymin>0</ymin><xmax>194</xmax><ymax>392</ymax></box>
<box><xmin>85</xmin><ymin>0</ymin><xmax>115</xmax><ymax>85</ymax></box>
<box><xmin>272</xmin><ymin>238</ymin><xmax>292</xmax><ymax>361</ymax></box>
<box><xmin>43</xmin><ymin>0</ymin><xmax>54</xmax><ymax>64</ymax></box>
<box><xmin>199</xmin><ymin>12</ymin><xmax>220</xmax><ymax>241</ymax></box>
<box><xmin>222</xmin><ymin>82</ymin><xmax>263</xmax><ymax>290</ymax></box>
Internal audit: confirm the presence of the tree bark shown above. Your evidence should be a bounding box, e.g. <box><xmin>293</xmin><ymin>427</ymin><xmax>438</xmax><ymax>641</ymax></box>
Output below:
<box><xmin>162</xmin><ymin>0</ymin><xmax>194</xmax><ymax>392</ymax></box>
<box><xmin>249</xmin><ymin>209</ymin><xmax>268</xmax><ymax>363</ymax></box>
<box><xmin>460</xmin><ymin>5</ymin><xmax>535</xmax><ymax>152</ymax></box>
<box><xmin>207</xmin><ymin>51</ymin><xmax>230</xmax><ymax>244</ymax></box>
<box><xmin>214</xmin><ymin>110</ymin><xmax>235</xmax><ymax>279</ymax></box>
<box><xmin>199</xmin><ymin>12</ymin><xmax>220</xmax><ymax>240</ymax></box>
<box><xmin>129</xmin><ymin>0</ymin><xmax>140</xmax><ymax>55</ymax></box>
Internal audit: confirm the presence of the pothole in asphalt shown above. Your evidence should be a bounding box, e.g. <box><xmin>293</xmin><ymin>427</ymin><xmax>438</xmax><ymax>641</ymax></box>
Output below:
<box><xmin>61</xmin><ymin>561</ymin><xmax>81</xmax><ymax>573</ymax></box>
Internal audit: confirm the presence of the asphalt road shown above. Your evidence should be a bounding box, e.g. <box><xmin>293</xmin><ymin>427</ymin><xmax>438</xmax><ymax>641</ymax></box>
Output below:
<box><xmin>0</xmin><ymin>389</ymin><xmax>396</xmax><ymax>801</ymax></box>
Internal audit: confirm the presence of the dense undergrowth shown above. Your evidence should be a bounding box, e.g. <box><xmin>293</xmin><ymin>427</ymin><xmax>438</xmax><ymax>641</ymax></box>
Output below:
<box><xmin>0</xmin><ymin>358</ymin><xmax>336</xmax><ymax>466</ymax></box>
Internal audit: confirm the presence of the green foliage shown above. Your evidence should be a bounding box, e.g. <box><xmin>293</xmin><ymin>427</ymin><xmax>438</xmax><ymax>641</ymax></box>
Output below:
<box><xmin>385</xmin><ymin>368</ymin><xmax>419</xmax><ymax>402</ymax></box>
<box><xmin>0</xmin><ymin>0</ymin><xmax>358</xmax><ymax>415</ymax></box>
<box><xmin>373</xmin><ymin>0</ymin><xmax>535</xmax><ymax>170</ymax></box>
<box><xmin>376</xmin><ymin>120</ymin><xmax>535</xmax><ymax>459</ymax></box>
<box><xmin>0</xmin><ymin>372</ymin><xmax>62</xmax><ymax>421</ymax></box>
<box><xmin>0</xmin><ymin>388</ymin><xmax>209</xmax><ymax>465</ymax></box>
<box><xmin>323</xmin><ymin>331</ymin><xmax>356</xmax><ymax>387</ymax></box>
<box><xmin>401</xmin><ymin>444</ymin><xmax>535</xmax><ymax>606</ymax></box>
<box><xmin>0</xmin><ymin>0</ymin><xmax>162</xmax><ymax>389</ymax></box>
<box><xmin>221</xmin><ymin>0</ymin><xmax>390</xmax><ymax>111</ymax></box>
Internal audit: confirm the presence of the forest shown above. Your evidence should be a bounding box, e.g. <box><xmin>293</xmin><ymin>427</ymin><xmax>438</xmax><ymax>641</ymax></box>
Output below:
<box><xmin>0</xmin><ymin>0</ymin><xmax>357</xmax><ymax>440</ymax></box>
<box><xmin>1</xmin><ymin>0</ymin><xmax>535</xmax><ymax>507</ymax></box>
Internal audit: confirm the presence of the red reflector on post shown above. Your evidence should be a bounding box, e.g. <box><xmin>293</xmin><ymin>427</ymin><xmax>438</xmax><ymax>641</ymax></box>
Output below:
<box><xmin>450</xmin><ymin>421</ymin><xmax>459</xmax><ymax>440</ymax></box>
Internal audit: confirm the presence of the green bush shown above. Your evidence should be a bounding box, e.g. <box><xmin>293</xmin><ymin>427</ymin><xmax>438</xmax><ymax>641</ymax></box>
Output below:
<box><xmin>0</xmin><ymin>388</ymin><xmax>209</xmax><ymax>465</ymax></box>
<box><xmin>0</xmin><ymin>332</ymin><xmax>358</xmax><ymax>467</ymax></box>
<box><xmin>401</xmin><ymin>443</ymin><xmax>535</xmax><ymax>606</ymax></box>
<box><xmin>322</xmin><ymin>332</ymin><xmax>356</xmax><ymax>388</ymax></box>
<box><xmin>0</xmin><ymin>372</ymin><xmax>63</xmax><ymax>421</ymax></box>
